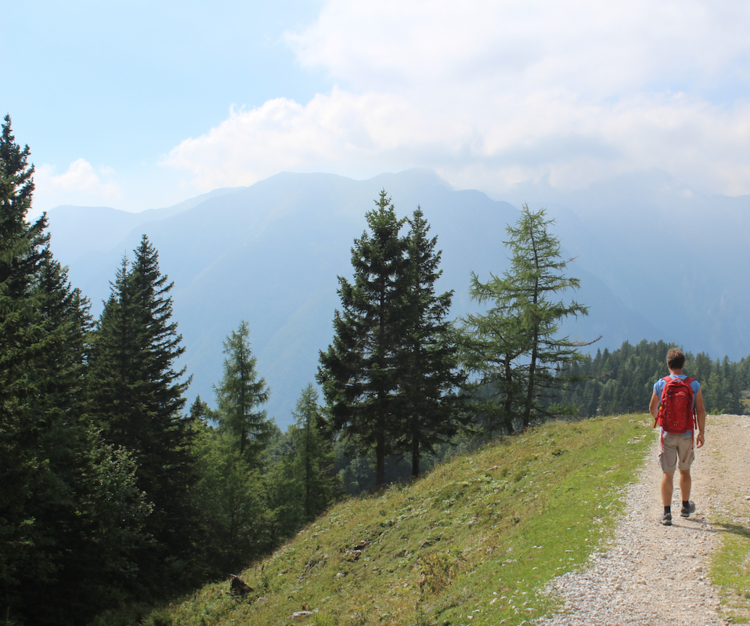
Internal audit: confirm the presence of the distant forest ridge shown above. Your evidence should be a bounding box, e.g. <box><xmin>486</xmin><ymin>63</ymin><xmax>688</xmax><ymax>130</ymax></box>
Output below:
<box><xmin>557</xmin><ymin>339</ymin><xmax>750</xmax><ymax>417</ymax></box>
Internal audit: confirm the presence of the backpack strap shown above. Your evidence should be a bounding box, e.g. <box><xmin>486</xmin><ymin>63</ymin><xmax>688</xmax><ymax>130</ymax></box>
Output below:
<box><xmin>683</xmin><ymin>377</ymin><xmax>697</xmax><ymax>426</ymax></box>
<box><xmin>653</xmin><ymin>376</ymin><xmax>671</xmax><ymax>429</ymax></box>
<box><xmin>684</xmin><ymin>377</ymin><xmax>697</xmax><ymax>462</ymax></box>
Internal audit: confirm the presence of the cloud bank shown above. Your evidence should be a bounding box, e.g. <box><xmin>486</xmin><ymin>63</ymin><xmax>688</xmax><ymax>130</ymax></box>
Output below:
<box><xmin>163</xmin><ymin>0</ymin><xmax>750</xmax><ymax>196</ymax></box>
<box><xmin>34</xmin><ymin>159</ymin><xmax>121</xmax><ymax>213</ymax></box>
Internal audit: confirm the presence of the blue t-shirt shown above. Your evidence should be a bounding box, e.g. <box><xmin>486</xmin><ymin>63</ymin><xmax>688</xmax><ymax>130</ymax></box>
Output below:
<box><xmin>653</xmin><ymin>374</ymin><xmax>700</xmax><ymax>434</ymax></box>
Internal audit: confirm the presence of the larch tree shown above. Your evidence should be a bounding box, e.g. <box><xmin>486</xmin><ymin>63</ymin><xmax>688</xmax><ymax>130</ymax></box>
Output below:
<box><xmin>192</xmin><ymin>422</ymin><xmax>271</xmax><ymax>575</ymax></box>
<box><xmin>462</xmin><ymin>205</ymin><xmax>594</xmax><ymax>431</ymax></box>
<box><xmin>196</xmin><ymin>321</ymin><xmax>273</xmax><ymax>572</ymax></box>
<box><xmin>460</xmin><ymin>274</ymin><xmax>530</xmax><ymax>433</ymax></box>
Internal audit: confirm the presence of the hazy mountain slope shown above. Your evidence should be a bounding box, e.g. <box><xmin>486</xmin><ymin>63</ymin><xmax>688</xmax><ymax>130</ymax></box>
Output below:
<box><xmin>45</xmin><ymin>187</ymin><xmax>242</xmax><ymax>262</ymax></box>
<box><xmin>504</xmin><ymin>169</ymin><xmax>750</xmax><ymax>358</ymax></box>
<box><xmin>46</xmin><ymin>170</ymin><xmax>664</xmax><ymax>427</ymax></box>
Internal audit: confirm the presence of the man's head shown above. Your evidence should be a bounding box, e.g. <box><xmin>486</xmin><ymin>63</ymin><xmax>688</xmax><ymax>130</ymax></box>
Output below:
<box><xmin>667</xmin><ymin>348</ymin><xmax>686</xmax><ymax>371</ymax></box>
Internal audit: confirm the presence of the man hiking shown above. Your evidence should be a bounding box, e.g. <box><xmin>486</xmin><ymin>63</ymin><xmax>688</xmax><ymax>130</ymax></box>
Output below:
<box><xmin>649</xmin><ymin>348</ymin><xmax>706</xmax><ymax>526</ymax></box>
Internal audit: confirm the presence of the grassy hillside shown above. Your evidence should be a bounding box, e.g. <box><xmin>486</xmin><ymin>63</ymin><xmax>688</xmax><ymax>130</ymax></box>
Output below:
<box><xmin>137</xmin><ymin>415</ymin><xmax>655</xmax><ymax>626</ymax></box>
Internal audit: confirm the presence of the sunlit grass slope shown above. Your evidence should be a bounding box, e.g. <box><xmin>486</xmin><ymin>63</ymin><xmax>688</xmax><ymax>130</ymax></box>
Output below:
<box><xmin>712</xmin><ymin>522</ymin><xmax>750</xmax><ymax>624</ymax></box>
<box><xmin>164</xmin><ymin>415</ymin><xmax>654</xmax><ymax>626</ymax></box>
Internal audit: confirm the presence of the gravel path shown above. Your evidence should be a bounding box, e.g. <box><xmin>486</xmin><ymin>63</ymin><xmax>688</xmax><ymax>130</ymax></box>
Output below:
<box><xmin>537</xmin><ymin>415</ymin><xmax>750</xmax><ymax>626</ymax></box>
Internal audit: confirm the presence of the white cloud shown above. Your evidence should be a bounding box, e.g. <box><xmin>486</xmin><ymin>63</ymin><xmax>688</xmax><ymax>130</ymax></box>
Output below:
<box><xmin>289</xmin><ymin>0</ymin><xmax>750</xmax><ymax>95</ymax></box>
<box><xmin>33</xmin><ymin>159</ymin><xmax>121</xmax><ymax>213</ymax></box>
<box><xmin>163</xmin><ymin>0</ymin><xmax>750</xmax><ymax>196</ymax></box>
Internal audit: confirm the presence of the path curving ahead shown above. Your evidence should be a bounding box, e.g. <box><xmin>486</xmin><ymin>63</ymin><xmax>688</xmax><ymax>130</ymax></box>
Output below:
<box><xmin>537</xmin><ymin>415</ymin><xmax>750</xmax><ymax>626</ymax></box>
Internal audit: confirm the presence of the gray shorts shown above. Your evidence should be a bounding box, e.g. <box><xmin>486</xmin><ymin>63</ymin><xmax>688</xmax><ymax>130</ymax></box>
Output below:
<box><xmin>659</xmin><ymin>431</ymin><xmax>695</xmax><ymax>472</ymax></box>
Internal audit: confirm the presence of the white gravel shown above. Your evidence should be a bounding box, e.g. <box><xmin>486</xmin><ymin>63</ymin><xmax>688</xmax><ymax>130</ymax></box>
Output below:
<box><xmin>536</xmin><ymin>415</ymin><xmax>750</xmax><ymax>626</ymax></box>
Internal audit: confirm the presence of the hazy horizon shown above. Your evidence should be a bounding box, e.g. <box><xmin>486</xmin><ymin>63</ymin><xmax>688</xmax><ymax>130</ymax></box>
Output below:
<box><xmin>5</xmin><ymin>0</ymin><xmax>750</xmax><ymax>218</ymax></box>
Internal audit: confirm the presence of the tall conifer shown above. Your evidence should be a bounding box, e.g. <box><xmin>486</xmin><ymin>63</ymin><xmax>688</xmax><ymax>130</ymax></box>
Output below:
<box><xmin>397</xmin><ymin>207</ymin><xmax>465</xmax><ymax>477</ymax></box>
<box><xmin>462</xmin><ymin>205</ymin><xmax>593</xmax><ymax>430</ymax></box>
<box><xmin>1</xmin><ymin>117</ymin><xmax>151</xmax><ymax>625</ymax></box>
<box><xmin>269</xmin><ymin>384</ymin><xmax>340</xmax><ymax>527</ymax></box>
<box><xmin>214</xmin><ymin>320</ymin><xmax>272</xmax><ymax>465</ymax></box>
<box><xmin>0</xmin><ymin>116</ymin><xmax>75</xmax><ymax>621</ymax></box>
<box><xmin>196</xmin><ymin>322</ymin><xmax>273</xmax><ymax>573</ymax></box>
<box><xmin>88</xmin><ymin>235</ymin><xmax>197</xmax><ymax>590</ymax></box>
<box><xmin>318</xmin><ymin>190</ymin><xmax>409</xmax><ymax>488</ymax></box>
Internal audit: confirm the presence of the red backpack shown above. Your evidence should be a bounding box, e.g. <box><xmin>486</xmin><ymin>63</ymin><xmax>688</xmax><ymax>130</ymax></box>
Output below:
<box><xmin>654</xmin><ymin>376</ymin><xmax>696</xmax><ymax>433</ymax></box>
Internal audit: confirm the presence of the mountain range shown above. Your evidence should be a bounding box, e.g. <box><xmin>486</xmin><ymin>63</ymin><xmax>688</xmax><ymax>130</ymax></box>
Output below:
<box><xmin>45</xmin><ymin>169</ymin><xmax>748</xmax><ymax>427</ymax></box>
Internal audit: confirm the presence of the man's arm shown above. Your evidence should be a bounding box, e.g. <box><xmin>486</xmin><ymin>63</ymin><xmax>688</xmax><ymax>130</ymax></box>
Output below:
<box><xmin>649</xmin><ymin>391</ymin><xmax>660</xmax><ymax>421</ymax></box>
<box><xmin>694</xmin><ymin>389</ymin><xmax>706</xmax><ymax>448</ymax></box>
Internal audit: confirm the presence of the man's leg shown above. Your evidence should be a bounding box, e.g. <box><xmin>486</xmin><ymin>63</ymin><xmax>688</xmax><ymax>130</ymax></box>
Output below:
<box><xmin>659</xmin><ymin>432</ymin><xmax>679</xmax><ymax>525</ymax></box>
<box><xmin>679</xmin><ymin>465</ymin><xmax>696</xmax><ymax>517</ymax></box>
<box><xmin>677</xmin><ymin>434</ymin><xmax>696</xmax><ymax>517</ymax></box>
<box><xmin>679</xmin><ymin>469</ymin><xmax>691</xmax><ymax>502</ymax></box>
<box><xmin>661</xmin><ymin>471</ymin><xmax>675</xmax><ymax>506</ymax></box>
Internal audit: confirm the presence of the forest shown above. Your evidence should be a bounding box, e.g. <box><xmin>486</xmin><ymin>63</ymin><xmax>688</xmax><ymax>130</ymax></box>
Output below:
<box><xmin>1</xmin><ymin>115</ymin><xmax>747</xmax><ymax>626</ymax></box>
<box><xmin>555</xmin><ymin>339</ymin><xmax>750</xmax><ymax>417</ymax></box>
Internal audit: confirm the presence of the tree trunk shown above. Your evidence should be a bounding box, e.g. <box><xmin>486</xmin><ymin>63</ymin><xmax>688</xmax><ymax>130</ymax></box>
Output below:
<box><xmin>376</xmin><ymin>430</ymin><xmax>386</xmax><ymax>488</ymax></box>
<box><xmin>525</xmin><ymin>227</ymin><xmax>540</xmax><ymax>427</ymax></box>
<box><xmin>411</xmin><ymin>429</ymin><xmax>420</xmax><ymax>478</ymax></box>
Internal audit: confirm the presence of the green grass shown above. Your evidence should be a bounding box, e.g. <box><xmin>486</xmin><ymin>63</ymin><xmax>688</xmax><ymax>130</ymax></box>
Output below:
<box><xmin>148</xmin><ymin>414</ymin><xmax>655</xmax><ymax>626</ymax></box>
<box><xmin>711</xmin><ymin>518</ymin><xmax>750</xmax><ymax>623</ymax></box>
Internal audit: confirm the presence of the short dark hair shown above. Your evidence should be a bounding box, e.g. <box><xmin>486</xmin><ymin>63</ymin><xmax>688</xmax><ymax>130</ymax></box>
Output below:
<box><xmin>667</xmin><ymin>348</ymin><xmax>685</xmax><ymax>370</ymax></box>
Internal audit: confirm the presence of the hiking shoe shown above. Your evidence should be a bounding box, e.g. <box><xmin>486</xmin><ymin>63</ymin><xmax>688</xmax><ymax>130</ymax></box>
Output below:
<box><xmin>680</xmin><ymin>502</ymin><xmax>696</xmax><ymax>518</ymax></box>
<box><xmin>661</xmin><ymin>512</ymin><xmax>672</xmax><ymax>526</ymax></box>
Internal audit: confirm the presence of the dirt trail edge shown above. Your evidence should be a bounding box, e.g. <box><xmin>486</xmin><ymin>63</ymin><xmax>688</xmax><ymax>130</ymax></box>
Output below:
<box><xmin>536</xmin><ymin>415</ymin><xmax>750</xmax><ymax>626</ymax></box>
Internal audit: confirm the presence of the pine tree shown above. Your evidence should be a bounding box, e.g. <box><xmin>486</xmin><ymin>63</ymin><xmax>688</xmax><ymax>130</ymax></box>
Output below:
<box><xmin>214</xmin><ymin>320</ymin><xmax>272</xmax><ymax>465</ymax></box>
<box><xmin>461</xmin><ymin>205</ymin><xmax>593</xmax><ymax>430</ymax></box>
<box><xmin>317</xmin><ymin>190</ymin><xmax>409</xmax><ymax>488</ymax></box>
<box><xmin>397</xmin><ymin>207</ymin><xmax>465</xmax><ymax>477</ymax></box>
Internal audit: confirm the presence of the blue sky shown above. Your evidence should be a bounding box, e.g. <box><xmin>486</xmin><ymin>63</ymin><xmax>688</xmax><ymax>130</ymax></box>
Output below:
<box><xmin>3</xmin><ymin>0</ymin><xmax>750</xmax><ymax>214</ymax></box>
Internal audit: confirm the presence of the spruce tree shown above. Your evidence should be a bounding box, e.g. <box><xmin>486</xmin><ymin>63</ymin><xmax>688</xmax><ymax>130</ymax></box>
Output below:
<box><xmin>270</xmin><ymin>384</ymin><xmax>340</xmax><ymax>526</ymax></box>
<box><xmin>462</xmin><ymin>205</ymin><xmax>593</xmax><ymax>430</ymax></box>
<box><xmin>397</xmin><ymin>207</ymin><xmax>465</xmax><ymax>477</ymax></box>
<box><xmin>214</xmin><ymin>320</ymin><xmax>272</xmax><ymax>465</ymax></box>
<box><xmin>1</xmin><ymin>117</ymin><xmax>151</xmax><ymax>625</ymax></box>
<box><xmin>294</xmin><ymin>384</ymin><xmax>340</xmax><ymax>521</ymax></box>
<box><xmin>0</xmin><ymin>115</ymin><xmax>50</xmax><ymax>616</ymax></box>
<box><xmin>318</xmin><ymin>190</ymin><xmax>409</xmax><ymax>488</ymax></box>
<box><xmin>0</xmin><ymin>117</ymin><xmax>111</xmax><ymax>623</ymax></box>
<box><xmin>88</xmin><ymin>235</ymin><xmax>197</xmax><ymax>591</ymax></box>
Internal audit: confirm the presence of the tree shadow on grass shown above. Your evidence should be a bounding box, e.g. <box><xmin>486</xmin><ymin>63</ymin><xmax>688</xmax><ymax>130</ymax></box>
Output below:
<box><xmin>712</xmin><ymin>521</ymin><xmax>750</xmax><ymax>539</ymax></box>
<box><xmin>678</xmin><ymin>517</ymin><xmax>750</xmax><ymax>538</ymax></box>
